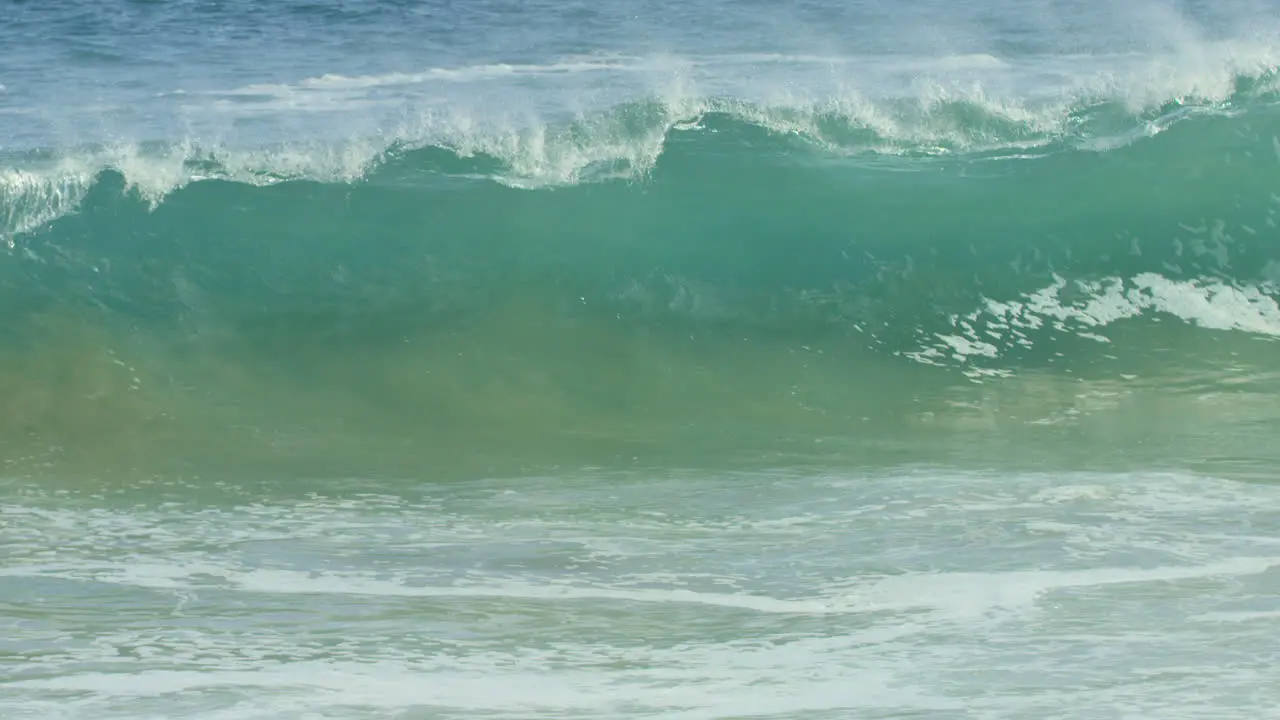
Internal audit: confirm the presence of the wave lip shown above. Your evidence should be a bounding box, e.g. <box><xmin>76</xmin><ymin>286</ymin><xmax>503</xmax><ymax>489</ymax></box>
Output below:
<box><xmin>4</xmin><ymin>50</ymin><xmax>1280</xmax><ymax>238</ymax></box>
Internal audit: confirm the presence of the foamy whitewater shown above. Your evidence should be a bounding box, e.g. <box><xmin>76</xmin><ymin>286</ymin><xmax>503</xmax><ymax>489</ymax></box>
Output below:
<box><xmin>3</xmin><ymin>1</ymin><xmax>1280</xmax><ymax>718</ymax></box>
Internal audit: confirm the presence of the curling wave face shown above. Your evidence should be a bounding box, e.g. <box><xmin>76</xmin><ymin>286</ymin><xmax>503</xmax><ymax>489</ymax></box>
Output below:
<box><xmin>4</xmin><ymin>32</ymin><xmax>1280</xmax><ymax>475</ymax></box>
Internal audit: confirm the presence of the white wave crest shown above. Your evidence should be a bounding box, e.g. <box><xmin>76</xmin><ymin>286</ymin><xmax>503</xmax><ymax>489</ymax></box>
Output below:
<box><xmin>3</xmin><ymin>42</ymin><xmax>1279</xmax><ymax>237</ymax></box>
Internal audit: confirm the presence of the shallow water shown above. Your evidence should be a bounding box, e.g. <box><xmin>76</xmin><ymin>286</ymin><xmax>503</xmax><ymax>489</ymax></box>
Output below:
<box><xmin>5</xmin><ymin>468</ymin><xmax>1280</xmax><ymax>718</ymax></box>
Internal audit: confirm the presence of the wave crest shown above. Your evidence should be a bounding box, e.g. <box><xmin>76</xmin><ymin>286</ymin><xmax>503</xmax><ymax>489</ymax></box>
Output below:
<box><xmin>5</xmin><ymin>59</ymin><xmax>1280</xmax><ymax>239</ymax></box>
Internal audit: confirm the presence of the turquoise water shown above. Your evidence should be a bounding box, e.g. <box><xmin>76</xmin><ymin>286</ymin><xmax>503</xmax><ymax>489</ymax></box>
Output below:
<box><xmin>6</xmin><ymin>97</ymin><xmax>1280</xmax><ymax>475</ymax></box>
<box><xmin>4</xmin><ymin>1</ymin><xmax>1280</xmax><ymax>717</ymax></box>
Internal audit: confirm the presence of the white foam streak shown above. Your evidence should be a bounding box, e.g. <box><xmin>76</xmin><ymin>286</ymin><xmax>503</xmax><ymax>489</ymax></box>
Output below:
<box><xmin>201</xmin><ymin>45</ymin><xmax>1280</xmax><ymax>116</ymax></box>
<box><xmin>300</xmin><ymin>59</ymin><xmax>652</xmax><ymax>90</ymax></box>
<box><xmin>909</xmin><ymin>274</ymin><xmax>1280</xmax><ymax>371</ymax></box>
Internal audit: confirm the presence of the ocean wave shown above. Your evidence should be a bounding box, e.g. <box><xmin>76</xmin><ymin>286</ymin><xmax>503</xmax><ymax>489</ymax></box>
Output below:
<box><xmin>2</xmin><ymin>56</ymin><xmax>1280</xmax><ymax>467</ymax></box>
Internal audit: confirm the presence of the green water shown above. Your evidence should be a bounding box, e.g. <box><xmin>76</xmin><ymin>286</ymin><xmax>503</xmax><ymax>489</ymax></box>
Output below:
<box><xmin>4</xmin><ymin>105</ymin><xmax>1280</xmax><ymax>479</ymax></box>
